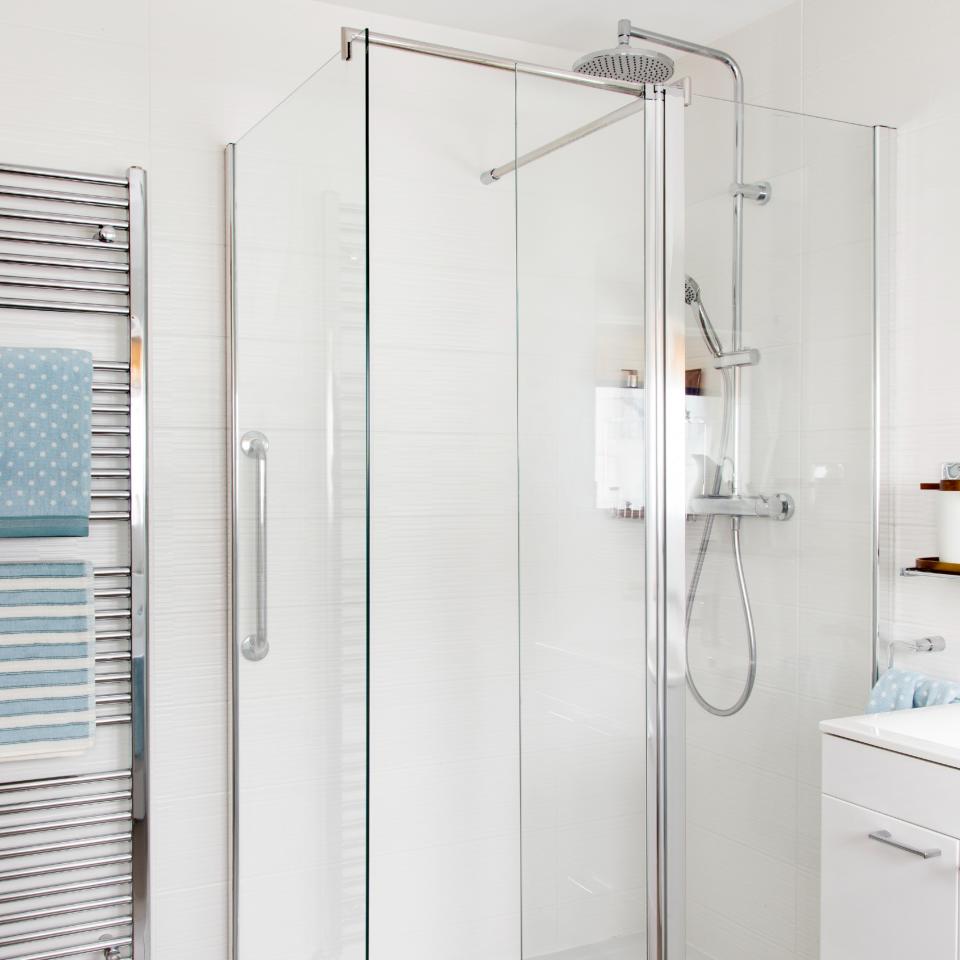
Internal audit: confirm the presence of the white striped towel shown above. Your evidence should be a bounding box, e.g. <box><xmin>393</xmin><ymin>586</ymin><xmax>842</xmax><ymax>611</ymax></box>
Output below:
<box><xmin>0</xmin><ymin>561</ymin><xmax>95</xmax><ymax>760</ymax></box>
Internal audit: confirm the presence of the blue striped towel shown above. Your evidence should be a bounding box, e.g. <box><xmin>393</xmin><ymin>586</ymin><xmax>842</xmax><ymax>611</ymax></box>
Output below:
<box><xmin>0</xmin><ymin>347</ymin><xmax>93</xmax><ymax>538</ymax></box>
<box><xmin>0</xmin><ymin>561</ymin><xmax>95</xmax><ymax>760</ymax></box>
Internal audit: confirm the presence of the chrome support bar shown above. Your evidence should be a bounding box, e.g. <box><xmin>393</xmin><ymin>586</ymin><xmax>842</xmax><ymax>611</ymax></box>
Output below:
<box><xmin>689</xmin><ymin>493</ymin><xmax>795</xmax><ymax>521</ymax></box>
<box><xmin>341</xmin><ymin>26</ymin><xmax>647</xmax><ymax>96</ymax></box>
<box><xmin>240</xmin><ymin>430</ymin><xmax>269</xmax><ymax>662</ymax></box>
<box><xmin>869</xmin><ymin>829</ymin><xmax>942</xmax><ymax>859</ymax></box>
<box><xmin>481</xmin><ymin>99</ymin><xmax>645</xmax><ymax>184</ymax></box>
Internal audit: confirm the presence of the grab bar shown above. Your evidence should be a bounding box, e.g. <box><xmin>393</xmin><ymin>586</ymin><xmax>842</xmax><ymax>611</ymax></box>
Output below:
<box><xmin>869</xmin><ymin>829</ymin><xmax>942</xmax><ymax>859</ymax></box>
<box><xmin>241</xmin><ymin>430</ymin><xmax>270</xmax><ymax>661</ymax></box>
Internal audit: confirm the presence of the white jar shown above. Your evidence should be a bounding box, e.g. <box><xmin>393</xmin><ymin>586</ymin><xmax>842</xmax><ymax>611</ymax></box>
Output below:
<box><xmin>933</xmin><ymin>463</ymin><xmax>960</xmax><ymax>564</ymax></box>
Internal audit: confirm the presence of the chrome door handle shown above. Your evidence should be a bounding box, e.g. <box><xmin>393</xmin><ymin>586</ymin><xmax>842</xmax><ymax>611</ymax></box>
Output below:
<box><xmin>241</xmin><ymin>430</ymin><xmax>269</xmax><ymax>662</ymax></box>
<box><xmin>869</xmin><ymin>829</ymin><xmax>942</xmax><ymax>859</ymax></box>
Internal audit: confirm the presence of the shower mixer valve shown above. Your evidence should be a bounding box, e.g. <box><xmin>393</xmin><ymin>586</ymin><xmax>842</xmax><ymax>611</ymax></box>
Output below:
<box><xmin>688</xmin><ymin>492</ymin><xmax>795</xmax><ymax>521</ymax></box>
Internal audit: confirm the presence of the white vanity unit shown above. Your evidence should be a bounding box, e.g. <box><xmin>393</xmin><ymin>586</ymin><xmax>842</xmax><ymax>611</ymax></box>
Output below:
<box><xmin>820</xmin><ymin>705</ymin><xmax>960</xmax><ymax>959</ymax></box>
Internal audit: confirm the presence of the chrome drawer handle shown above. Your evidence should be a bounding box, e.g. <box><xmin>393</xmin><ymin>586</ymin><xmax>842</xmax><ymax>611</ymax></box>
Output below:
<box><xmin>241</xmin><ymin>430</ymin><xmax>269</xmax><ymax>662</ymax></box>
<box><xmin>869</xmin><ymin>829</ymin><xmax>942</xmax><ymax>859</ymax></box>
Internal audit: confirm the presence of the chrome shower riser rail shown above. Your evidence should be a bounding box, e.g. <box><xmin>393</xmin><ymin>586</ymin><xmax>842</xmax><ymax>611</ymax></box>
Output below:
<box><xmin>341</xmin><ymin>26</ymin><xmax>647</xmax><ymax>96</ymax></box>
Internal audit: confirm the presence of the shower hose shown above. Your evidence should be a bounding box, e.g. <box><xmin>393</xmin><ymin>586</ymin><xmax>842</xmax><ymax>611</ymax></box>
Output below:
<box><xmin>684</xmin><ymin>365</ymin><xmax>758</xmax><ymax>717</ymax></box>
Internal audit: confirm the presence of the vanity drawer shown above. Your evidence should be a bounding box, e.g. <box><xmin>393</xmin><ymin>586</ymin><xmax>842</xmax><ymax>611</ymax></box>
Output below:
<box><xmin>821</xmin><ymin>795</ymin><xmax>960</xmax><ymax>960</ymax></box>
<box><xmin>823</xmin><ymin>733</ymin><xmax>960</xmax><ymax>836</ymax></box>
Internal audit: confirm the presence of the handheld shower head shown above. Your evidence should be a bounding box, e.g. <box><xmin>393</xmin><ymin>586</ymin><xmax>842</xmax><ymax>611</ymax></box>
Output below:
<box><xmin>684</xmin><ymin>275</ymin><xmax>724</xmax><ymax>359</ymax></box>
<box><xmin>573</xmin><ymin>32</ymin><xmax>674</xmax><ymax>84</ymax></box>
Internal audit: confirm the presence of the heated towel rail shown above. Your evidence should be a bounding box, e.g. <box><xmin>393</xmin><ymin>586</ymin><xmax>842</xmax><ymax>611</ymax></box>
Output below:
<box><xmin>0</xmin><ymin>163</ymin><xmax>148</xmax><ymax>960</ymax></box>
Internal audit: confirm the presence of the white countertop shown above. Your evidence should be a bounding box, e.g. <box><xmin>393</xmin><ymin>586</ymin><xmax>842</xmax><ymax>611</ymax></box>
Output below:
<box><xmin>820</xmin><ymin>704</ymin><xmax>960</xmax><ymax>769</ymax></box>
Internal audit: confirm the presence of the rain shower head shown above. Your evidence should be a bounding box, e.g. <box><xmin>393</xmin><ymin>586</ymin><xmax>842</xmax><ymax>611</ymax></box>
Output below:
<box><xmin>684</xmin><ymin>275</ymin><xmax>701</xmax><ymax>305</ymax></box>
<box><xmin>573</xmin><ymin>36</ymin><xmax>674</xmax><ymax>84</ymax></box>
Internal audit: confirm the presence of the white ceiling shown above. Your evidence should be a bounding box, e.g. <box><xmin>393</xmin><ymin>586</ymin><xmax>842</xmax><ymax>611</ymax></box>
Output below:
<box><xmin>341</xmin><ymin>0</ymin><xmax>796</xmax><ymax>53</ymax></box>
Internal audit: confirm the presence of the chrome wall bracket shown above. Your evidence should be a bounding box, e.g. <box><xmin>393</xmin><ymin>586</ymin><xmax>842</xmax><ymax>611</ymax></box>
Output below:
<box><xmin>731</xmin><ymin>181</ymin><xmax>771</xmax><ymax>204</ymax></box>
<box><xmin>689</xmin><ymin>492</ymin><xmax>795</xmax><ymax>521</ymax></box>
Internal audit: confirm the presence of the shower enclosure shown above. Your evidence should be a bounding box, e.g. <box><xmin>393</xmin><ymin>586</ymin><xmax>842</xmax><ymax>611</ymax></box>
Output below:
<box><xmin>227</xmin><ymin>25</ymin><xmax>891</xmax><ymax>960</ymax></box>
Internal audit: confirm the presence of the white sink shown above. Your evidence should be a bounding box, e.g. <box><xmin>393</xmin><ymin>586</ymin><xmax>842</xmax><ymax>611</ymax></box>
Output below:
<box><xmin>820</xmin><ymin>704</ymin><xmax>960</xmax><ymax>769</ymax></box>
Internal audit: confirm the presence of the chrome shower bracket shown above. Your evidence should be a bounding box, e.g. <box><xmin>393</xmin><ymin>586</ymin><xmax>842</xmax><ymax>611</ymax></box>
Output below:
<box><xmin>689</xmin><ymin>492</ymin><xmax>795</xmax><ymax>521</ymax></box>
<box><xmin>732</xmin><ymin>181</ymin><xmax>772</xmax><ymax>204</ymax></box>
<box><xmin>713</xmin><ymin>348</ymin><xmax>760</xmax><ymax>369</ymax></box>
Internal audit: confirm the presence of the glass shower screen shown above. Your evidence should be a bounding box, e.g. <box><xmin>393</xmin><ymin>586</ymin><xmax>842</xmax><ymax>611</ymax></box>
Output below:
<box><xmin>229</xmin><ymin>41</ymin><xmax>368</xmax><ymax>960</ymax></box>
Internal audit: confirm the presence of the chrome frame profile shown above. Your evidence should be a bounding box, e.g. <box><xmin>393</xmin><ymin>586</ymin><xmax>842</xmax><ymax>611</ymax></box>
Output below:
<box><xmin>643</xmin><ymin>83</ymin><xmax>687</xmax><ymax>960</ymax></box>
<box><xmin>872</xmin><ymin>125</ymin><xmax>896</xmax><ymax>684</ymax></box>
<box><xmin>128</xmin><ymin>165</ymin><xmax>150</xmax><ymax>960</ymax></box>
<box><xmin>225</xmin><ymin>142</ymin><xmax>240</xmax><ymax>960</ymax></box>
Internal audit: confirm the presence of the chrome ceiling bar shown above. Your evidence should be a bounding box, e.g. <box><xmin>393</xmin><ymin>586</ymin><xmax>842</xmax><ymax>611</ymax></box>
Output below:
<box><xmin>480</xmin><ymin>98</ymin><xmax>645</xmax><ymax>183</ymax></box>
<box><xmin>341</xmin><ymin>26</ymin><xmax>647</xmax><ymax>97</ymax></box>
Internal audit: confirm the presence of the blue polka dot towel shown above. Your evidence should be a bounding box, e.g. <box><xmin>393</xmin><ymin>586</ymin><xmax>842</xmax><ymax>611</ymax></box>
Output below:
<box><xmin>867</xmin><ymin>667</ymin><xmax>960</xmax><ymax>714</ymax></box>
<box><xmin>0</xmin><ymin>348</ymin><xmax>92</xmax><ymax>538</ymax></box>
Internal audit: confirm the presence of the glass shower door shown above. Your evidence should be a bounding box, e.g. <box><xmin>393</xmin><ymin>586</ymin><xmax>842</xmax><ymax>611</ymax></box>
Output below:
<box><xmin>229</xmin><ymin>41</ymin><xmax>368</xmax><ymax>960</ymax></box>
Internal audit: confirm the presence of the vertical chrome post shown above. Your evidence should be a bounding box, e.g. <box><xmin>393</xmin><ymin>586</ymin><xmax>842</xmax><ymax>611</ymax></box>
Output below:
<box><xmin>225</xmin><ymin>142</ymin><xmax>240</xmax><ymax>960</ymax></box>
<box><xmin>644</xmin><ymin>83</ymin><xmax>687</xmax><ymax>960</ymax></box>
<box><xmin>871</xmin><ymin>125</ymin><xmax>896</xmax><ymax>685</ymax></box>
<box><xmin>127</xmin><ymin>166</ymin><xmax>150</xmax><ymax>960</ymax></box>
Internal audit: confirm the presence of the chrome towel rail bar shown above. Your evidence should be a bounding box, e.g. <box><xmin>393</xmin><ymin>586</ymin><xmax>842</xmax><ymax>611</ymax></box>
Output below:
<box><xmin>0</xmin><ymin>790</ymin><xmax>132</xmax><ymax>816</ymax></box>
<box><xmin>0</xmin><ymin>895</ymin><xmax>132</xmax><ymax>925</ymax></box>
<box><xmin>0</xmin><ymin>251</ymin><xmax>128</xmax><ymax>272</ymax></box>
<box><xmin>0</xmin><ymin>162</ymin><xmax>127</xmax><ymax>187</ymax></box>
<box><xmin>0</xmin><ymin>296</ymin><xmax>128</xmax><ymax>314</ymax></box>
<box><xmin>0</xmin><ymin>874</ymin><xmax>133</xmax><ymax>906</ymax></box>
<box><xmin>0</xmin><ymin>228</ymin><xmax>128</xmax><ymax>250</ymax></box>
<box><xmin>0</xmin><ymin>852</ymin><xmax>132</xmax><ymax>883</ymax></box>
<box><xmin>0</xmin><ymin>184</ymin><xmax>128</xmax><ymax>208</ymax></box>
<box><xmin>0</xmin><ymin>916</ymin><xmax>132</xmax><ymax>949</ymax></box>
<box><xmin>0</xmin><ymin>833</ymin><xmax>132</xmax><ymax>864</ymax></box>
<box><xmin>0</xmin><ymin>207</ymin><xmax>128</xmax><ymax>230</ymax></box>
<box><xmin>11</xmin><ymin>936</ymin><xmax>133</xmax><ymax>960</ymax></box>
<box><xmin>0</xmin><ymin>769</ymin><xmax>130</xmax><ymax>794</ymax></box>
<box><xmin>0</xmin><ymin>812</ymin><xmax>130</xmax><ymax>838</ymax></box>
<box><xmin>0</xmin><ymin>275</ymin><xmax>129</xmax><ymax>293</ymax></box>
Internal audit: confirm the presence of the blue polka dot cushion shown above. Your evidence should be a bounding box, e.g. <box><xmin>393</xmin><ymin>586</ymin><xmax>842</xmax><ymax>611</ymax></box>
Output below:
<box><xmin>0</xmin><ymin>348</ymin><xmax>92</xmax><ymax>538</ymax></box>
<box><xmin>867</xmin><ymin>668</ymin><xmax>960</xmax><ymax>714</ymax></box>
